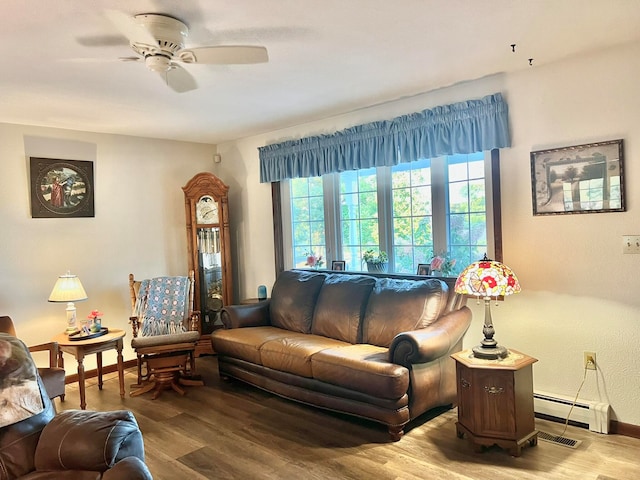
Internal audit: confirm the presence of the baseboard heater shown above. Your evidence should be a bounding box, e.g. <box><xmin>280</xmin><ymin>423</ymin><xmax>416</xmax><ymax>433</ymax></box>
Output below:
<box><xmin>533</xmin><ymin>391</ymin><xmax>610</xmax><ymax>434</ymax></box>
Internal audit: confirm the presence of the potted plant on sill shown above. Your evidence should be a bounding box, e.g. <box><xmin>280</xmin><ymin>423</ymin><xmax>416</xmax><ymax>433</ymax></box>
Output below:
<box><xmin>362</xmin><ymin>249</ymin><xmax>388</xmax><ymax>273</ymax></box>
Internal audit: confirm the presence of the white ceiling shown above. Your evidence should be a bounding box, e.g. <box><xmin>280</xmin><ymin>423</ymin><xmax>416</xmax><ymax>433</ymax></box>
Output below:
<box><xmin>3</xmin><ymin>0</ymin><xmax>640</xmax><ymax>145</ymax></box>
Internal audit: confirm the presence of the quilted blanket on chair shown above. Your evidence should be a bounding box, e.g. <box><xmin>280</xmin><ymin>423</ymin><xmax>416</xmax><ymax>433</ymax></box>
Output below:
<box><xmin>0</xmin><ymin>333</ymin><xmax>44</xmax><ymax>428</ymax></box>
<box><xmin>134</xmin><ymin>276</ymin><xmax>190</xmax><ymax>337</ymax></box>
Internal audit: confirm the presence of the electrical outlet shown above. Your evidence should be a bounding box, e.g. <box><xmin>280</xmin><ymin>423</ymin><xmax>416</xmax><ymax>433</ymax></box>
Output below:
<box><xmin>584</xmin><ymin>351</ymin><xmax>596</xmax><ymax>370</ymax></box>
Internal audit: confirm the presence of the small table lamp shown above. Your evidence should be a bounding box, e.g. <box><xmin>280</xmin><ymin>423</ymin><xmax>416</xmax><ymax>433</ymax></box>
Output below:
<box><xmin>454</xmin><ymin>254</ymin><xmax>521</xmax><ymax>359</ymax></box>
<box><xmin>48</xmin><ymin>271</ymin><xmax>88</xmax><ymax>334</ymax></box>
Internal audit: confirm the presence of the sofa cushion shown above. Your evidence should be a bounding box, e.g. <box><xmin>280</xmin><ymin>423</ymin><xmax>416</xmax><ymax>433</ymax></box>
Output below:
<box><xmin>260</xmin><ymin>333</ymin><xmax>349</xmax><ymax>378</ymax></box>
<box><xmin>362</xmin><ymin>278</ymin><xmax>448</xmax><ymax>347</ymax></box>
<box><xmin>311</xmin><ymin>345</ymin><xmax>409</xmax><ymax>400</ymax></box>
<box><xmin>311</xmin><ymin>274</ymin><xmax>375</xmax><ymax>343</ymax></box>
<box><xmin>212</xmin><ymin>326</ymin><xmax>293</xmax><ymax>365</ymax></box>
<box><xmin>270</xmin><ymin>270</ymin><xmax>326</xmax><ymax>333</ymax></box>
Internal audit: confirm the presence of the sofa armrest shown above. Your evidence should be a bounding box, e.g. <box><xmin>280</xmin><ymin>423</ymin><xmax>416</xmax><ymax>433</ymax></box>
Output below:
<box><xmin>29</xmin><ymin>341</ymin><xmax>59</xmax><ymax>368</ymax></box>
<box><xmin>389</xmin><ymin>306</ymin><xmax>472</xmax><ymax>367</ymax></box>
<box><xmin>34</xmin><ymin>410</ymin><xmax>146</xmax><ymax>472</ymax></box>
<box><xmin>220</xmin><ymin>300</ymin><xmax>271</xmax><ymax>329</ymax></box>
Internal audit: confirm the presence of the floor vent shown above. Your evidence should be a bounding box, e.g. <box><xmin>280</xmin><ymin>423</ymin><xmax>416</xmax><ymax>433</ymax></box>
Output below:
<box><xmin>538</xmin><ymin>430</ymin><xmax>582</xmax><ymax>449</ymax></box>
<box><xmin>534</xmin><ymin>390</ymin><xmax>610</xmax><ymax>433</ymax></box>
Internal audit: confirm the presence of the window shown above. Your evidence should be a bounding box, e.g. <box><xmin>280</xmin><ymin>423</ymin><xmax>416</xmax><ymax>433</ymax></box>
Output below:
<box><xmin>447</xmin><ymin>153</ymin><xmax>488</xmax><ymax>272</ymax></box>
<box><xmin>290</xmin><ymin>176</ymin><xmax>325</xmax><ymax>268</ymax></box>
<box><xmin>391</xmin><ymin>158</ymin><xmax>433</xmax><ymax>273</ymax></box>
<box><xmin>339</xmin><ymin>168</ymin><xmax>379</xmax><ymax>271</ymax></box>
<box><xmin>285</xmin><ymin>151</ymin><xmax>497</xmax><ymax>276</ymax></box>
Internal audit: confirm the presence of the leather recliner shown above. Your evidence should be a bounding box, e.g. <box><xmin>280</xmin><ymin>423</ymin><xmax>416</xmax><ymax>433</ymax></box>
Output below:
<box><xmin>0</xmin><ymin>333</ymin><xmax>153</xmax><ymax>479</ymax></box>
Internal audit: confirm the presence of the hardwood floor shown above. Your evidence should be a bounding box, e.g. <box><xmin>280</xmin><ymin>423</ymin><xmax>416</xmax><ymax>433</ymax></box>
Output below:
<box><xmin>56</xmin><ymin>356</ymin><xmax>640</xmax><ymax>480</ymax></box>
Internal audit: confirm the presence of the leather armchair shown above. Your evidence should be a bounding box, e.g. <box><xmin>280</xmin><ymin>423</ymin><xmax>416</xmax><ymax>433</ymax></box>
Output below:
<box><xmin>0</xmin><ymin>333</ymin><xmax>152</xmax><ymax>479</ymax></box>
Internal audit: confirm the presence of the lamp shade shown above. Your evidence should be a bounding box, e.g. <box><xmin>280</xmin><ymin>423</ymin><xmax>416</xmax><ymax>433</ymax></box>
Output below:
<box><xmin>455</xmin><ymin>255</ymin><xmax>520</xmax><ymax>359</ymax></box>
<box><xmin>454</xmin><ymin>255</ymin><xmax>520</xmax><ymax>299</ymax></box>
<box><xmin>48</xmin><ymin>272</ymin><xmax>88</xmax><ymax>303</ymax></box>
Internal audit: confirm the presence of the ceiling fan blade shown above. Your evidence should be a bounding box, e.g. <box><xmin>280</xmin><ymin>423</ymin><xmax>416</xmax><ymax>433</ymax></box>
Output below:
<box><xmin>156</xmin><ymin>64</ymin><xmax>198</xmax><ymax>93</ymax></box>
<box><xmin>76</xmin><ymin>34</ymin><xmax>129</xmax><ymax>48</ymax></box>
<box><xmin>104</xmin><ymin>9</ymin><xmax>157</xmax><ymax>46</ymax></box>
<box><xmin>181</xmin><ymin>46</ymin><xmax>268</xmax><ymax>65</ymax></box>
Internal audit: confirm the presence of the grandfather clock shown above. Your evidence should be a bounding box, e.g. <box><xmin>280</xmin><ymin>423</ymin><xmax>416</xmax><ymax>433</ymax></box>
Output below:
<box><xmin>183</xmin><ymin>172</ymin><xmax>233</xmax><ymax>356</ymax></box>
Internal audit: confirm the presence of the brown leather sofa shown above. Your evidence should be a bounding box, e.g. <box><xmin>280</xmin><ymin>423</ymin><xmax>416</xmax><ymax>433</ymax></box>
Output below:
<box><xmin>0</xmin><ymin>333</ymin><xmax>152</xmax><ymax>480</ymax></box>
<box><xmin>212</xmin><ymin>269</ymin><xmax>471</xmax><ymax>440</ymax></box>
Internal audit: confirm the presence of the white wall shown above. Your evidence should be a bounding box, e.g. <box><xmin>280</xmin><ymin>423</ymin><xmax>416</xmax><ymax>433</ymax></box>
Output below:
<box><xmin>0</xmin><ymin>123</ymin><xmax>215</xmax><ymax>370</ymax></box>
<box><xmin>218</xmin><ymin>40</ymin><xmax>640</xmax><ymax>426</ymax></box>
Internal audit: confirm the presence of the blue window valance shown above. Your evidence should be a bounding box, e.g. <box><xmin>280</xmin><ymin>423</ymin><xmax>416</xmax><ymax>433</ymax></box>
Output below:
<box><xmin>259</xmin><ymin>92</ymin><xmax>510</xmax><ymax>183</ymax></box>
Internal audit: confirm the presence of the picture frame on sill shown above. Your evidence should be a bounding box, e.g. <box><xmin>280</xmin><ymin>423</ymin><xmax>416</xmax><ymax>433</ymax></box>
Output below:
<box><xmin>331</xmin><ymin>260</ymin><xmax>346</xmax><ymax>271</ymax></box>
<box><xmin>416</xmin><ymin>264</ymin><xmax>431</xmax><ymax>276</ymax></box>
<box><xmin>29</xmin><ymin>157</ymin><xmax>95</xmax><ymax>218</ymax></box>
<box><xmin>530</xmin><ymin>139</ymin><xmax>625</xmax><ymax>216</ymax></box>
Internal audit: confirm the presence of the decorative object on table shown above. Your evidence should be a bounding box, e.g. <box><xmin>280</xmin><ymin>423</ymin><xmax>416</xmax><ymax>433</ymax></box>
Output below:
<box><xmin>305</xmin><ymin>251</ymin><xmax>324</xmax><ymax>269</ymax></box>
<box><xmin>29</xmin><ymin>157</ymin><xmax>95</xmax><ymax>218</ymax></box>
<box><xmin>362</xmin><ymin>249</ymin><xmax>388</xmax><ymax>273</ymax></box>
<box><xmin>530</xmin><ymin>139</ymin><xmax>624</xmax><ymax>216</ymax></box>
<box><xmin>68</xmin><ymin>327</ymin><xmax>109</xmax><ymax>341</ymax></box>
<box><xmin>86</xmin><ymin>309</ymin><xmax>103</xmax><ymax>332</ymax></box>
<box><xmin>48</xmin><ymin>271</ymin><xmax>88</xmax><ymax>334</ymax></box>
<box><xmin>416</xmin><ymin>263</ymin><xmax>430</xmax><ymax>275</ymax></box>
<box><xmin>331</xmin><ymin>260</ymin><xmax>346</xmax><ymax>271</ymax></box>
<box><xmin>257</xmin><ymin>285</ymin><xmax>268</xmax><ymax>300</ymax></box>
<box><xmin>454</xmin><ymin>254</ymin><xmax>521</xmax><ymax>359</ymax></box>
<box><xmin>429</xmin><ymin>251</ymin><xmax>457</xmax><ymax>276</ymax></box>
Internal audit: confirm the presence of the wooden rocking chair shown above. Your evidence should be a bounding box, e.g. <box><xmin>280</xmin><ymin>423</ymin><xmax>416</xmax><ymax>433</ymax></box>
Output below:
<box><xmin>129</xmin><ymin>272</ymin><xmax>204</xmax><ymax>399</ymax></box>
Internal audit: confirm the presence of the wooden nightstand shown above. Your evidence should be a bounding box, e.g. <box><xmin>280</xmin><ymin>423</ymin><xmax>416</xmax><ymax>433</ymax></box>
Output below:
<box><xmin>451</xmin><ymin>349</ymin><xmax>538</xmax><ymax>456</ymax></box>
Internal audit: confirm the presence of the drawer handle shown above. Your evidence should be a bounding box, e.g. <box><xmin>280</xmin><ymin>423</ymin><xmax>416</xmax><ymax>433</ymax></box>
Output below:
<box><xmin>484</xmin><ymin>386</ymin><xmax>504</xmax><ymax>395</ymax></box>
<box><xmin>461</xmin><ymin>378</ymin><xmax>471</xmax><ymax>388</ymax></box>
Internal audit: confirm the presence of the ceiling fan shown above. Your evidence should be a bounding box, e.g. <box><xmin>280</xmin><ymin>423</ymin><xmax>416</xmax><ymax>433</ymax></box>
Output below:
<box><xmin>104</xmin><ymin>11</ymin><xmax>269</xmax><ymax>93</ymax></box>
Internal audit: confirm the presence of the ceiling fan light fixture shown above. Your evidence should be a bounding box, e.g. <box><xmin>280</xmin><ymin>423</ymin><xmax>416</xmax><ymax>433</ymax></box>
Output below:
<box><xmin>145</xmin><ymin>54</ymin><xmax>172</xmax><ymax>73</ymax></box>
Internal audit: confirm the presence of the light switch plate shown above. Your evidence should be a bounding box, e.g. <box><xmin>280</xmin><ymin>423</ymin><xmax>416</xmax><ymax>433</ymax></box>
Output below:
<box><xmin>622</xmin><ymin>235</ymin><xmax>640</xmax><ymax>254</ymax></box>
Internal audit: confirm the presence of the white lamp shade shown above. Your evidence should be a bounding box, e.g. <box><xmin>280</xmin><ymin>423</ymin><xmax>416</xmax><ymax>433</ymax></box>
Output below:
<box><xmin>48</xmin><ymin>273</ymin><xmax>88</xmax><ymax>303</ymax></box>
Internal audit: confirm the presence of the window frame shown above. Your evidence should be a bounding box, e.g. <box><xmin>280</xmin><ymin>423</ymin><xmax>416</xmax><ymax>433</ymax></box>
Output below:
<box><xmin>272</xmin><ymin>149</ymin><xmax>503</xmax><ymax>276</ymax></box>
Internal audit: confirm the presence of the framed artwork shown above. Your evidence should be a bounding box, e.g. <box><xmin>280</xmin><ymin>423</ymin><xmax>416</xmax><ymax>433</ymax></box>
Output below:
<box><xmin>331</xmin><ymin>260</ymin><xmax>346</xmax><ymax>271</ymax></box>
<box><xmin>530</xmin><ymin>139</ymin><xmax>625</xmax><ymax>216</ymax></box>
<box><xmin>416</xmin><ymin>264</ymin><xmax>431</xmax><ymax>276</ymax></box>
<box><xmin>30</xmin><ymin>157</ymin><xmax>95</xmax><ymax>218</ymax></box>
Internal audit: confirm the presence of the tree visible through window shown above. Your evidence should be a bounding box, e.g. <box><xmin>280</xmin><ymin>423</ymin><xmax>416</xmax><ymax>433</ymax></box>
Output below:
<box><xmin>391</xmin><ymin>158</ymin><xmax>433</xmax><ymax>273</ymax></box>
<box><xmin>286</xmin><ymin>152</ymin><xmax>493</xmax><ymax>276</ymax></box>
<box><xmin>290</xmin><ymin>176</ymin><xmax>325</xmax><ymax>268</ymax></box>
<box><xmin>448</xmin><ymin>153</ymin><xmax>488</xmax><ymax>273</ymax></box>
<box><xmin>340</xmin><ymin>168</ymin><xmax>379</xmax><ymax>271</ymax></box>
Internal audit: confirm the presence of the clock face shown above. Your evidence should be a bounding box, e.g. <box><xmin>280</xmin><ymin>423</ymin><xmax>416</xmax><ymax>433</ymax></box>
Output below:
<box><xmin>196</xmin><ymin>195</ymin><xmax>219</xmax><ymax>224</ymax></box>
